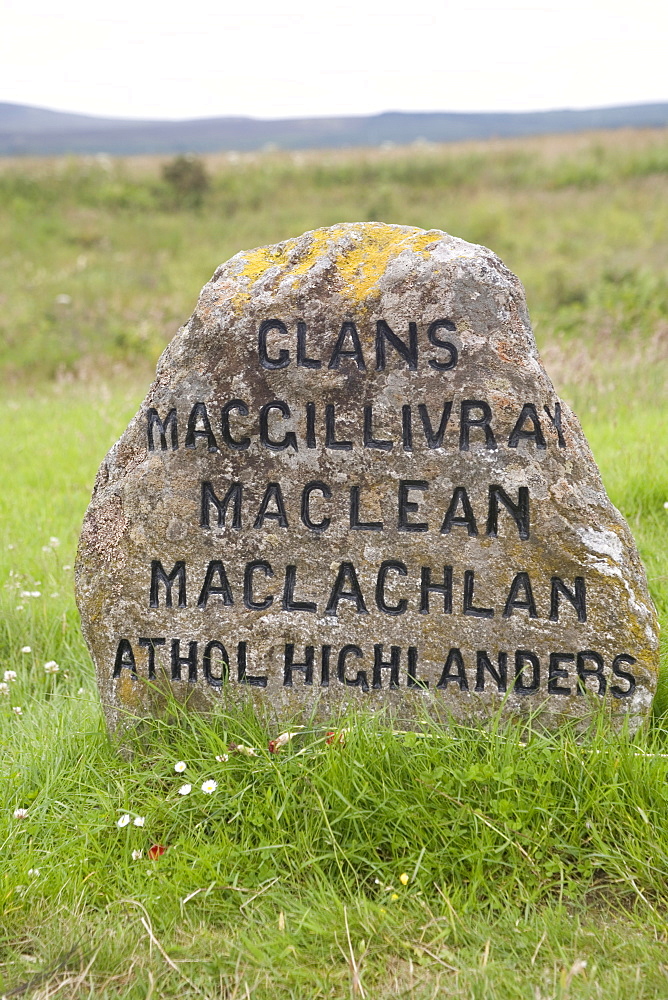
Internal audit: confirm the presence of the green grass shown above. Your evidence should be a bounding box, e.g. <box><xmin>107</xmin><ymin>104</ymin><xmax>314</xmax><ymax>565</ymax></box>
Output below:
<box><xmin>5</xmin><ymin>696</ymin><xmax>668</xmax><ymax>999</ymax></box>
<box><xmin>1</xmin><ymin>131</ymin><xmax>668</xmax><ymax>996</ymax></box>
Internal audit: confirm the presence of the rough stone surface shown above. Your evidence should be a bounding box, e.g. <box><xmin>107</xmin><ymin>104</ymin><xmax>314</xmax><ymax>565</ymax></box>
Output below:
<box><xmin>76</xmin><ymin>223</ymin><xmax>660</xmax><ymax>731</ymax></box>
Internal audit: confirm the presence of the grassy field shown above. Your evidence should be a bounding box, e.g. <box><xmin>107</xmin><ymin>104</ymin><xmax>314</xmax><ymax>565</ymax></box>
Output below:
<box><xmin>1</xmin><ymin>129</ymin><xmax>668</xmax><ymax>997</ymax></box>
<box><xmin>1</xmin><ymin>127</ymin><xmax>668</xmax><ymax>381</ymax></box>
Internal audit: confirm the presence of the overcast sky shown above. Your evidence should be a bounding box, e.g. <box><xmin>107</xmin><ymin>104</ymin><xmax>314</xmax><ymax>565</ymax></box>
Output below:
<box><xmin>1</xmin><ymin>0</ymin><xmax>666</xmax><ymax>120</ymax></box>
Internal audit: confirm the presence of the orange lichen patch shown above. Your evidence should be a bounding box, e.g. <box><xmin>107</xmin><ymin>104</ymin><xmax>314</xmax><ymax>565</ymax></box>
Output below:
<box><xmin>116</xmin><ymin>670</ymin><xmax>140</xmax><ymax>708</ymax></box>
<box><xmin>494</xmin><ymin>338</ymin><xmax>526</xmax><ymax>366</ymax></box>
<box><xmin>230</xmin><ymin>224</ymin><xmax>463</xmax><ymax>312</ymax></box>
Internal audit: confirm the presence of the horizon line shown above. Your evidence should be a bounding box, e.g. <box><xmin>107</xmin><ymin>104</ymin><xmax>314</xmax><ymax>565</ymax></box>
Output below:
<box><xmin>3</xmin><ymin>98</ymin><xmax>668</xmax><ymax>126</ymax></box>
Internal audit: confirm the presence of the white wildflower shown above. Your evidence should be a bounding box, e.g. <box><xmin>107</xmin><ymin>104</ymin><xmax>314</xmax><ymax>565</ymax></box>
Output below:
<box><xmin>20</xmin><ymin>591</ymin><xmax>41</xmax><ymax>598</ymax></box>
<box><xmin>177</xmin><ymin>784</ymin><xmax>191</xmax><ymax>796</ymax></box>
<box><xmin>16</xmin><ymin>605</ymin><xmax>24</xmax><ymax>611</ymax></box>
<box><xmin>13</xmin><ymin>706</ymin><xmax>23</xmax><ymax>716</ymax></box>
<box><xmin>0</xmin><ymin>683</ymin><xmax>9</xmax><ymax>695</ymax></box>
<box><xmin>174</xmin><ymin>761</ymin><xmax>186</xmax><ymax>773</ymax></box>
<box><xmin>215</xmin><ymin>754</ymin><xmax>229</xmax><ymax>763</ymax></box>
<box><xmin>201</xmin><ymin>779</ymin><xmax>217</xmax><ymax>794</ymax></box>
<box><xmin>44</xmin><ymin>661</ymin><xmax>59</xmax><ymax>674</ymax></box>
<box><xmin>28</xmin><ymin>868</ymin><xmax>40</xmax><ymax>877</ymax></box>
<box><xmin>50</xmin><ymin>537</ymin><xmax>60</xmax><ymax>547</ymax></box>
<box><xmin>63</xmin><ymin>565</ymin><xmax>71</xmax><ymax>571</ymax></box>
<box><xmin>117</xmin><ymin>814</ymin><xmax>131</xmax><ymax>828</ymax></box>
<box><xmin>13</xmin><ymin>808</ymin><xmax>28</xmax><ymax>819</ymax></box>
<box><xmin>4</xmin><ymin>670</ymin><xmax>17</xmax><ymax>682</ymax></box>
<box><xmin>132</xmin><ymin>849</ymin><xmax>143</xmax><ymax>861</ymax></box>
<box><xmin>133</xmin><ymin>816</ymin><xmax>145</xmax><ymax>827</ymax></box>
<box><xmin>21</xmin><ymin>646</ymin><xmax>31</xmax><ymax>654</ymax></box>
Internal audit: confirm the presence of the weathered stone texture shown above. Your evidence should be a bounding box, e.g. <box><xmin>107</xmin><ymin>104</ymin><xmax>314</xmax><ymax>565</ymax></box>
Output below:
<box><xmin>76</xmin><ymin>223</ymin><xmax>660</xmax><ymax>730</ymax></box>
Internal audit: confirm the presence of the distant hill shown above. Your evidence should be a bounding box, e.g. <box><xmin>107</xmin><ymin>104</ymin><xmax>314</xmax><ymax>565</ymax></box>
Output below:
<box><xmin>1</xmin><ymin>102</ymin><xmax>668</xmax><ymax>157</ymax></box>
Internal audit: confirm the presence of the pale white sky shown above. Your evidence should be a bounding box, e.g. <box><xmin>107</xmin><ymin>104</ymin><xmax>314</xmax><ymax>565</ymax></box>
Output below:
<box><xmin>1</xmin><ymin>0</ymin><xmax>666</xmax><ymax>120</ymax></box>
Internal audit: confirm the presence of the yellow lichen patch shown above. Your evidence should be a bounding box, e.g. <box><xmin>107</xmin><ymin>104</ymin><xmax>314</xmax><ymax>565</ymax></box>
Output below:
<box><xmin>238</xmin><ymin>244</ymin><xmax>288</xmax><ymax>285</ymax></box>
<box><xmin>230</xmin><ymin>243</ymin><xmax>294</xmax><ymax>312</ymax></box>
<box><xmin>116</xmin><ymin>670</ymin><xmax>141</xmax><ymax>709</ymax></box>
<box><xmin>230</xmin><ymin>224</ymin><xmax>451</xmax><ymax>312</ymax></box>
<box><xmin>325</xmin><ymin>227</ymin><xmax>439</xmax><ymax>304</ymax></box>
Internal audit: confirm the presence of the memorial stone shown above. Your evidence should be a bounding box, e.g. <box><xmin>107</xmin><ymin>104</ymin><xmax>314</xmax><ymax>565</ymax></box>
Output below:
<box><xmin>76</xmin><ymin>223</ymin><xmax>660</xmax><ymax>731</ymax></box>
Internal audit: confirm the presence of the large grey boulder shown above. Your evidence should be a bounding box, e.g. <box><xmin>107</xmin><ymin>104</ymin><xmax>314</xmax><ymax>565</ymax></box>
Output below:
<box><xmin>76</xmin><ymin>223</ymin><xmax>660</xmax><ymax>731</ymax></box>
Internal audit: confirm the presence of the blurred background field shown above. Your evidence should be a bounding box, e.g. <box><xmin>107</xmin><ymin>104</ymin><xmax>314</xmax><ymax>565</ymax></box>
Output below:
<box><xmin>1</xmin><ymin>129</ymin><xmax>668</xmax><ymax>997</ymax></box>
<box><xmin>1</xmin><ymin>126</ymin><xmax>668</xmax><ymax>386</ymax></box>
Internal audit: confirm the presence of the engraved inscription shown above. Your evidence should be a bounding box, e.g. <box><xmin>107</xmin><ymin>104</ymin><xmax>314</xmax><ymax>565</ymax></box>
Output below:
<box><xmin>76</xmin><ymin>223</ymin><xmax>658</xmax><ymax>732</ymax></box>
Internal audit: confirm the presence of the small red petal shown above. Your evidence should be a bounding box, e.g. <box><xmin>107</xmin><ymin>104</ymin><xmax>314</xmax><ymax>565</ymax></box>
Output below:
<box><xmin>148</xmin><ymin>844</ymin><xmax>166</xmax><ymax>860</ymax></box>
<box><xmin>268</xmin><ymin>740</ymin><xmax>277</xmax><ymax>753</ymax></box>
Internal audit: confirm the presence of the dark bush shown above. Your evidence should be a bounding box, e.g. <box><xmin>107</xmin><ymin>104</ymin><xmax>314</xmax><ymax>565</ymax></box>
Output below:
<box><xmin>161</xmin><ymin>154</ymin><xmax>210</xmax><ymax>207</ymax></box>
